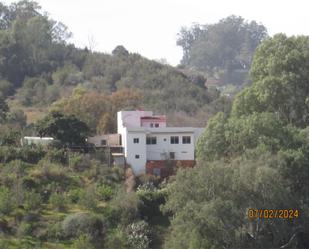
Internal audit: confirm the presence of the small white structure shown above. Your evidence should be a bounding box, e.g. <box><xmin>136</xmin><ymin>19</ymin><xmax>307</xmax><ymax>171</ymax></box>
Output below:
<box><xmin>21</xmin><ymin>137</ymin><xmax>54</xmax><ymax>146</ymax></box>
<box><xmin>117</xmin><ymin>110</ymin><xmax>204</xmax><ymax>175</ymax></box>
<box><xmin>87</xmin><ymin>134</ymin><xmax>121</xmax><ymax>147</ymax></box>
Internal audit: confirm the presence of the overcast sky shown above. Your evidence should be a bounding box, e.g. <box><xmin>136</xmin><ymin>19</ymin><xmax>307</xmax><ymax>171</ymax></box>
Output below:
<box><xmin>3</xmin><ymin>0</ymin><xmax>309</xmax><ymax>65</ymax></box>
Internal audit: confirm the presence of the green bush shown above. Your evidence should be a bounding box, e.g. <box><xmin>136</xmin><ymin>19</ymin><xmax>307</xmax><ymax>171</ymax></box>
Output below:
<box><xmin>78</xmin><ymin>186</ymin><xmax>98</xmax><ymax>210</ymax></box>
<box><xmin>21</xmin><ymin>176</ymin><xmax>37</xmax><ymax>190</ymax></box>
<box><xmin>105</xmin><ymin>228</ymin><xmax>128</xmax><ymax>249</ymax></box>
<box><xmin>34</xmin><ymin>162</ymin><xmax>71</xmax><ymax>188</ymax></box>
<box><xmin>72</xmin><ymin>235</ymin><xmax>95</xmax><ymax>249</ymax></box>
<box><xmin>46</xmin><ymin>222</ymin><xmax>63</xmax><ymax>240</ymax></box>
<box><xmin>0</xmin><ymin>187</ymin><xmax>16</xmax><ymax>215</ymax></box>
<box><xmin>137</xmin><ymin>188</ymin><xmax>166</xmax><ymax>220</ymax></box>
<box><xmin>68</xmin><ymin>188</ymin><xmax>83</xmax><ymax>204</ymax></box>
<box><xmin>68</xmin><ymin>153</ymin><xmax>90</xmax><ymax>172</ymax></box>
<box><xmin>0</xmin><ymin>240</ymin><xmax>10</xmax><ymax>249</ymax></box>
<box><xmin>19</xmin><ymin>146</ymin><xmax>46</xmax><ymax>164</ymax></box>
<box><xmin>45</xmin><ymin>148</ymin><xmax>68</xmax><ymax>164</ymax></box>
<box><xmin>23</xmin><ymin>191</ymin><xmax>42</xmax><ymax>211</ymax></box>
<box><xmin>0</xmin><ymin>146</ymin><xmax>18</xmax><ymax>163</ymax></box>
<box><xmin>99</xmin><ymin>166</ymin><xmax>124</xmax><ymax>187</ymax></box>
<box><xmin>17</xmin><ymin>221</ymin><xmax>33</xmax><ymax>237</ymax></box>
<box><xmin>61</xmin><ymin>213</ymin><xmax>105</xmax><ymax>240</ymax></box>
<box><xmin>49</xmin><ymin>192</ymin><xmax>68</xmax><ymax>211</ymax></box>
<box><xmin>97</xmin><ymin>184</ymin><xmax>113</xmax><ymax>201</ymax></box>
<box><xmin>0</xmin><ymin>146</ymin><xmax>45</xmax><ymax>164</ymax></box>
<box><xmin>137</xmin><ymin>174</ymin><xmax>161</xmax><ymax>188</ymax></box>
<box><xmin>126</xmin><ymin>221</ymin><xmax>151</xmax><ymax>249</ymax></box>
<box><xmin>111</xmin><ymin>190</ymin><xmax>141</xmax><ymax>225</ymax></box>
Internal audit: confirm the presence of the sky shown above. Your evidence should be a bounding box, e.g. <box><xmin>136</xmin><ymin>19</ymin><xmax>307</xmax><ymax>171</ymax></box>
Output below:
<box><xmin>3</xmin><ymin>0</ymin><xmax>309</xmax><ymax>65</ymax></box>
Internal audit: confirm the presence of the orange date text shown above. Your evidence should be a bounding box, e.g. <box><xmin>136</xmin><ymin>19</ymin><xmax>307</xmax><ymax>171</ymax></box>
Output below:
<box><xmin>248</xmin><ymin>209</ymin><xmax>299</xmax><ymax>219</ymax></box>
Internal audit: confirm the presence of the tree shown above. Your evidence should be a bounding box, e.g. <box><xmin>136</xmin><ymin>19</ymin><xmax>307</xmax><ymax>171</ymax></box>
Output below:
<box><xmin>36</xmin><ymin>111</ymin><xmax>90</xmax><ymax>146</ymax></box>
<box><xmin>97</xmin><ymin>113</ymin><xmax>116</xmax><ymax>134</ymax></box>
<box><xmin>51</xmin><ymin>89</ymin><xmax>111</xmax><ymax>132</ymax></box>
<box><xmin>177</xmin><ymin>16</ymin><xmax>268</xmax><ymax>85</ymax></box>
<box><xmin>166</xmin><ymin>33</ymin><xmax>309</xmax><ymax>249</ymax></box>
<box><xmin>163</xmin><ymin>150</ymin><xmax>309</xmax><ymax>249</ymax></box>
<box><xmin>232</xmin><ymin>34</ymin><xmax>309</xmax><ymax>127</ymax></box>
<box><xmin>112</xmin><ymin>45</ymin><xmax>129</xmax><ymax>57</ymax></box>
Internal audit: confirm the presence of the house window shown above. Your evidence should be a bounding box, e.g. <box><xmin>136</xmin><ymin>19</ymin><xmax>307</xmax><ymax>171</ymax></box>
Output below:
<box><xmin>150</xmin><ymin>123</ymin><xmax>154</xmax><ymax>127</ymax></box>
<box><xmin>169</xmin><ymin>152</ymin><xmax>175</xmax><ymax>160</ymax></box>
<box><xmin>100</xmin><ymin>139</ymin><xmax>107</xmax><ymax>146</ymax></box>
<box><xmin>155</xmin><ymin>123</ymin><xmax>159</xmax><ymax>127</ymax></box>
<box><xmin>170</xmin><ymin>136</ymin><xmax>179</xmax><ymax>144</ymax></box>
<box><xmin>135</xmin><ymin>155</ymin><xmax>140</xmax><ymax>159</ymax></box>
<box><xmin>182</xmin><ymin>136</ymin><xmax>191</xmax><ymax>144</ymax></box>
<box><xmin>146</xmin><ymin>137</ymin><xmax>157</xmax><ymax>145</ymax></box>
<box><xmin>133</xmin><ymin>138</ymin><xmax>139</xmax><ymax>143</ymax></box>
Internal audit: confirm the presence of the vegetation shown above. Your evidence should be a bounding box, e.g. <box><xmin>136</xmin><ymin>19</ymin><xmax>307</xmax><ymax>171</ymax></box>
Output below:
<box><xmin>0</xmin><ymin>0</ymin><xmax>228</xmax><ymax>130</ymax></box>
<box><xmin>0</xmin><ymin>0</ymin><xmax>307</xmax><ymax>248</ymax></box>
<box><xmin>177</xmin><ymin>15</ymin><xmax>268</xmax><ymax>88</ymax></box>
<box><xmin>36</xmin><ymin>111</ymin><xmax>90</xmax><ymax>146</ymax></box>
<box><xmin>163</xmin><ymin>34</ymin><xmax>309</xmax><ymax>249</ymax></box>
<box><xmin>0</xmin><ymin>141</ymin><xmax>160</xmax><ymax>248</ymax></box>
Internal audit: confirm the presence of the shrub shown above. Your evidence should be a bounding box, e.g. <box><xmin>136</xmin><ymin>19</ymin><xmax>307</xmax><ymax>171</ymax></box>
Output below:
<box><xmin>21</xmin><ymin>176</ymin><xmax>37</xmax><ymax>190</ymax></box>
<box><xmin>68</xmin><ymin>188</ymin><xmax>83</xmax><ymax>204</ymax></box>
<box><xmin>78</xmin><ymin>186</ymin><xmax>98</xmax><ymax>210</ymax></box>
<box><xmin>49</xmin><ymin>192</ymin><xmax>68</xmax><ymax>211</ymax></box>
<box><xmin>19</xmin><ymin>146</ymin><xmax>45</xmax><ymax>164</ymax></box>
<box><xmin>72</xmin><ymin>235</ymin><xmax>95</xmax><ymax>249</ymax></box>
<box><xmin>105</xmin><ymin>228</ymin><xmax>128</xmax><ymax>249</ymax></box>
<box><xmin>137</xmin><ymin>174</ymin><xmax>161</xmax><ymax>188</ymax></box>
<box><xmin>111</xmin><ymin>190</ymin><xmax>141</xmax><ymax>225</ymax></box>
<box><xmin>0</xmin><ymin>146</ymin><xmax>18</xmax><ymax>163</ymax></box>
<box><xmin>33</xmin><ymin>162</ymin><xmax>70</xmax><ymax>187</ymax></box>
<box><xmin>69</xmin><ymin>153</ymin><xmax>91</xmax><ymax>171</ymax></box>
<box><xmin>137</xmin><ymin>188</ymin><xmax>166</xmax><ymax>220</ymax></box>
<box><xmin>0</xmin><ymin>187</ymin><xmax>16</xmax><ymax>215</ymax></box>
<box><xmin>23</xmin><ymin>191</ymin><xmax>42</xmax><ymax>211</ymax></box>
<box><xmin>45</xmin><ymin>148</ymin><xmax>67</xmax><ymax>164</ymax></box>
<box><xmin>61</xmin><ymin>213</ymin><xmax>105</xmax><ymax>240</ymax></box>
<box><xmin>0</xmin><ymin>240</ymin><xmax>10</xmax><ymax>249</ymax></box>
<box><xmin>46</xmin><ymin>222</ymin><xmax>63</xmax><ymax>240</ymax></box>
<box><xmin>100</xmin><ymin>166</ymin><xmax>125</xmax><ymax>186</ymax></box>
<box><xmin>17</xmin><ymin>221</ymin><xmax>33</xmax><ymax>237</ymax></box>
<box><xmin>126</xmin><ymin>221</ymin><xmax>151</xmax><ymax>249</ymax></box>
<box><xmin>97</xmin><ymin>184</ymin><xmax>113</xmax><ymax>201</ymax></box>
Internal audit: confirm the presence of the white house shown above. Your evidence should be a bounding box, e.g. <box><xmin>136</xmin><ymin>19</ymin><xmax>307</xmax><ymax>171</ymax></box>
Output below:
<box><xmin>21</xmin><ymin>137</ymin><xmax>54</xmax><ymax>146</ymax></box>
<box><xmin>117</xmin><ymin>110</ymin><xmax>204</xmax><ymax>176</ymax></box>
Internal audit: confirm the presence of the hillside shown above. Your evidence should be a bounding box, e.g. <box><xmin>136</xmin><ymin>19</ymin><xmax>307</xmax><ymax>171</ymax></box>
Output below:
<box><xmin>0</xmin><ymin>2</ymin><xmax>227</xmax><ymax>247</ymax></box>
<box><xmin>0</xmin><ymin>1</ymin><xmax>230</xmax><ymax>133</ymax></box>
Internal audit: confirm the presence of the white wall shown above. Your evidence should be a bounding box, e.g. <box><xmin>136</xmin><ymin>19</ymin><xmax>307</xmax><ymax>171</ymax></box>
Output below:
<box><xmin>87</xmin><ymin>134</ymin><xmax>120</xmax><ymax>147</ymax></box>
<box><xmin>141</xmin><ymin>119</ymin><xmax>167</xmax><ymax>128</ymax></box>
<box><xmin>117</xmin><ymin>111</ymin><xmax>204</xmax><ymax>176</ymax></box>
<box><xmin>146</xmin><ymin>133</ymin><xmax>195</xmax><ymax>161</ymax></box>
<box><xmin>125</xmin><ymin>131</ymin><xmax>147</xmax><ymax>175</ymax></box>
<box><xmin>117</xmin><ymin>111</ymin><xmax>152</xmax><ymax>130</ymax></box>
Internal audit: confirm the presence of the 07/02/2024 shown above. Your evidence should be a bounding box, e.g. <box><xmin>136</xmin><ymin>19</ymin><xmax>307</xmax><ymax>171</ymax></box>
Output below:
<box><xmin>248</xmin><ymin>209</ymin><xmax>299</xmax><ymax>219</ymax></box>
